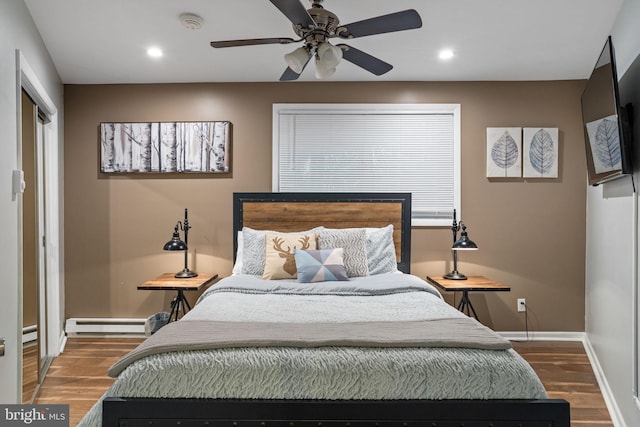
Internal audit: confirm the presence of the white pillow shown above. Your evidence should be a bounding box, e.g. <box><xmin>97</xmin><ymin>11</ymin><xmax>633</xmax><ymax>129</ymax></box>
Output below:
<box><xmin>365</xmin><ymin>225</ymin><xmax>398</xmax><ymax>275</ymax></box>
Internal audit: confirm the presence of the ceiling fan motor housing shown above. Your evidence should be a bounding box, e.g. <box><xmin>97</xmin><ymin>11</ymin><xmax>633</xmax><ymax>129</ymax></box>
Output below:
<box><xmin>294</xmin><ymin>2</ymin><xmax>340</xmax><ymax>47</ymax></box>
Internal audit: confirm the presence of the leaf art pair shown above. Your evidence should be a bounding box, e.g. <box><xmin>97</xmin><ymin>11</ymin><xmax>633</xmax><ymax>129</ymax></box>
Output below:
<box><xmin>486</xmin><ymin>127</ymin><xmax>559</xmax><ymax>178</ymax></box>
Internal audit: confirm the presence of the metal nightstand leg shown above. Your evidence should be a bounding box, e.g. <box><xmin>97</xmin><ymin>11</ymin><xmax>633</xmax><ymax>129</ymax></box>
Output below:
<box><xmin>457</xmin><ymin>291</ymin><xmax>479</xmax><ymax>320</ymax></box>
<box><xmin>169</xmin><ymin>290</ymin><xmax>192</xmax><ymax>321</ymax></box>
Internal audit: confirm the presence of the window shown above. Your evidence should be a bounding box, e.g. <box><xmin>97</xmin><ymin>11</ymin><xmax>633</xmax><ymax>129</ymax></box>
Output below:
<box><xmin>272</xmin><ymin>103</ymin><xmax>461</xmax><ymax>226</ymax></box>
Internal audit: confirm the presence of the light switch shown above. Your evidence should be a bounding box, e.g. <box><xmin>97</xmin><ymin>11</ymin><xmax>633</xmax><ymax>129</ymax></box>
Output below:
<box><xmin>12</xmin><ymin>170</ymin><xmax>25</xmax><ymax>195</ymax></box>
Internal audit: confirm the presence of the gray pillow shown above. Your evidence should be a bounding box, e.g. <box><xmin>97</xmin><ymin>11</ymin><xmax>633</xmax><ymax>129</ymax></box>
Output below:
<box><xmin>366</xmin><ymin>225</ymin><xmax>398</xmax><ymax>275</ymax></box>
<box><xmin>241</xmin><ymin>226</ymin><xmax>323</xmax><ymax>275</ymax></box>
<box><xmin>318</xmin><ymin>228</ymin><xmax>369</xmax><ymax>277</ymax></box>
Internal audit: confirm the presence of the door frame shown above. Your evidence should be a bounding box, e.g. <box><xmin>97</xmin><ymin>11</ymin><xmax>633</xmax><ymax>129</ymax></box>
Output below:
<box><xmin>16</xmin><ymin>50</ymin><xmax>63</xmax><ymax>397</ymax></box>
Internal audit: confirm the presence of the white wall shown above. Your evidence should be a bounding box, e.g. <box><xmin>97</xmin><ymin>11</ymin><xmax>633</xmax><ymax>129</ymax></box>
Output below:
<box><xmin>0</xmin><ymin>0</ymin><xmax>63</xmax><ymax>403</ymax></box>
<box><xmin>585</xmin><ymin>0</ymin><xmax>640</xmax><ymax>426</ymax></box>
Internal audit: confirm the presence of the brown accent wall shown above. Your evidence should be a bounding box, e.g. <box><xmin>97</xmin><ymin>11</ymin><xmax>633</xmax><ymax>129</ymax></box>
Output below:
<box><xmin>64</xmin><ymin>81</ymin><xmax>586</xmax><ymax>331</ymax></box>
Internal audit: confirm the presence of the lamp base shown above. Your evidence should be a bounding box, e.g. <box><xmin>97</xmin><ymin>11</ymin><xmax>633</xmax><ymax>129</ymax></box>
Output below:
<box><xmin>175</xmin><ymin>269</ymin><xmax>198</xmax><ymax>278</ymax></box>
<box><xmin>444</xmin><ymin>271</ymin><xmax>468</xmax><ymax>280</ymax></box>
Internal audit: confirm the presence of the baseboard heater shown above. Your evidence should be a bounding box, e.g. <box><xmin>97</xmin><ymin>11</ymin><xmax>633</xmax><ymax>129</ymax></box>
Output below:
<box><xmin>65</xmin><ymin>318</ymin><xmax>146</xmax><ymax>336</ymax></box>
<box><xmin>23</xmin><ymin>324</ymin><xmax>37</xmax><ymax>344</ymax></box>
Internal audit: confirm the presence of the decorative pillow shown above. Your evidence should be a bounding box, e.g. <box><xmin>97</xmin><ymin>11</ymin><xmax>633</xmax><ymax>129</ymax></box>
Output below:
<box><xmin>366</xmin><ymin>225</ymin><xmax>398</xmax><ymax>275</ymax></box>
<box><xmin>241</xmin><ymin>226</ymin><xmax>323</xmax><ymax>275</ymax></box>
<box><xmin>294</xmin><ymin>248</ymin><xmax>349</xmax><ymax>283</ymax></box>
<box><xmin>318</xmin><ymin>228</ymin><xmax>369</xmax><ymax>277</ymax></box>
<box><xmin>263</xmin><ymin>232</ymin><xmax>318</xmax><ymax>280</ymax></box>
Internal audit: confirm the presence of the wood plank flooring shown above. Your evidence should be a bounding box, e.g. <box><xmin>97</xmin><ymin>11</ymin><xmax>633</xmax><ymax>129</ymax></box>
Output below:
<box><xmin>33</xmin><ymin>338</ymin><xmax>613</xmax><ymax>427</ymax></box>
<box><xmin>34</xmin><ymin>338</ymin><xmax>142</xmax><ymax>426</ymax></box>
<box><xmin>512</xmin><ymin>340</ymin><xmax>613</xmax><ymax>427</ymax></box>
<box><xmin>22</xmin><ymin>343</ymin><xmax>38</xmax><ymax>403</ymax></box>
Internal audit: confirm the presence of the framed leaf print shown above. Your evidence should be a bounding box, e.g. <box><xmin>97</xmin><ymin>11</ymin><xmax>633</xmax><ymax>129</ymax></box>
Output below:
<box><xmin>523</xmin><ymin>127</ymin><xmax>558</xmax><ymax>178</ymax></box>
<box><xmin>585</xmin><ymin>115</ymin><xmax>622</xmax><ymax>175</ymax></box>
<box><xmin>486</xmin><ymin>127</ymin><xmax>522</xmax><ymax>177</ymax></box>
<box><xmin>100</xmin><ymin>121</ymin><xmax>231</xmax><ymax>174</ymax></box>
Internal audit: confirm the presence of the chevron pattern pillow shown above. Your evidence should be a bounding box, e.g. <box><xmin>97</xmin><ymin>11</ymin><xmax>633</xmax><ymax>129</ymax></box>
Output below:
<box><xmin>294</xmin><ymin>248</ymin><xmax>349</xmax><ymax>283</ymax></box>
<box><xmin>317</xmin><ymin>228</ymin><xmax>369</xmax><ymax>277</ymax></box>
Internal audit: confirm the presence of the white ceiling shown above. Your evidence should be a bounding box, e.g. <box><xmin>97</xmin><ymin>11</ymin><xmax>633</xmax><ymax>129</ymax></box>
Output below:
<box><xmin>24</xmin><ymin>0</ymin><xmax>624</xmax><ymax>84</ymax></box>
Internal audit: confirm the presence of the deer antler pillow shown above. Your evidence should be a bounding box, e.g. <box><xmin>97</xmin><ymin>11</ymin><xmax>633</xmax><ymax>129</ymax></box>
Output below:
<box><xmin>263</xmin><ymin>232</ymin><xmax>319</xmax><ymax>280</ymax></box>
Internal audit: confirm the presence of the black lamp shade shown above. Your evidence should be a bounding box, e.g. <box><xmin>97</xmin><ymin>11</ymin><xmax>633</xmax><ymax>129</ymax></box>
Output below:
<box><xmin>452</xmin><ymin>235</ymin><xmax>478</xmax><ymax>250</ymax></box>
<box><xmin>451</xmin><ymin>224</ymin><xmax>478</xmax><ymax>251</ymax></box>
<box><xmin>163</xmin><ymin>232</ymin><xmax>187</xmax><ymax>251</ymax></box>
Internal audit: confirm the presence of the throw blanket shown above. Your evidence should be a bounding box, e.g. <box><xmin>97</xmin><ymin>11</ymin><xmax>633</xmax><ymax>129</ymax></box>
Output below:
<box><xmin>108</xmin><ymin>317</ymin><xmax>511</xmax><ymax>377</ymax></box>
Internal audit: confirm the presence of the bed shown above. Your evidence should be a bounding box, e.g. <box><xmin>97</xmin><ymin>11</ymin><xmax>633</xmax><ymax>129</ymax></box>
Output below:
<box><xmin>83</xmin><ymin>192</ymin><xmax>570</xmax><ymax>426</ymax></box>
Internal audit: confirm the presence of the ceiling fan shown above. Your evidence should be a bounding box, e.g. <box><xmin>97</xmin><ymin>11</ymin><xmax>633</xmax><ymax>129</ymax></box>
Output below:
<box><xmin>210</xmin><ymin>0</ymin><xmax>422</xmax><ymax>81</ymax></box>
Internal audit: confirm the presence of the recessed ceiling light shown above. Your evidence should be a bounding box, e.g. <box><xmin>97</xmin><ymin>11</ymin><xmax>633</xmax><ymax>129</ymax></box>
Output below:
<box><xmin>439</xmin><ymin>49</ymin><xmax>454</xmax><ymax>60</ymax></box>
<box><xmin>147</xmin><ymin>47</ymin><xmax>163</xmax><ymax>58</ymax></box>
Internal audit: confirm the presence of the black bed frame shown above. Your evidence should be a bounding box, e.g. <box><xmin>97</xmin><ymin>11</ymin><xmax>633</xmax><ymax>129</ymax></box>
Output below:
<box><xmin>233</xmin><ymin>192</ymin><xmax>412</xmax><ymax>273</ymax></box>
<box><xmin>102</xmin><ymin>193</ymin><xmax>570</xmax><ymax>426</ymax></box>
<box><xmin>104</xmin><ymin>398</ymin><xmax>570</xmax><ymax>426</ymax></box>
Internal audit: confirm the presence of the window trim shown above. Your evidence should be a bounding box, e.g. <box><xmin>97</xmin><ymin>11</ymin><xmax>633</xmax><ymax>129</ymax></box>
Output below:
<box><xmin>272</xmin><ymin>103</ymin><xmax>461</xmax><ymax>227</ymax></box>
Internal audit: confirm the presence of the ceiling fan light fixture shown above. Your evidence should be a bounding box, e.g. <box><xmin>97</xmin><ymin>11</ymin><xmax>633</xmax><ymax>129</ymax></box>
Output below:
<box><xmin>317</xmin><ymin>42</ymin><xmax>342</xmax><ymax>69</ymax></box>
<box><xmin>284</xmin><ymin>47</ymin><xmax>311</xmax><ymax>74</ymax></box>
<box><xmin>315</xmin><ymin>63</ymin><xmax>337</xmax><ymax>79</ymax></box>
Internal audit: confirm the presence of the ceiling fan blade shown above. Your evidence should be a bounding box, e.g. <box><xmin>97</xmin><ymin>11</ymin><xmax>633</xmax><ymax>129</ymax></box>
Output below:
<box><xmin>279</xmin><ymin>51</ymin><xmax>312</xmax><ymax>81</ymax></box>
<box><xmin>270</xmin><ymin>0</ymin><xmax>316</xmax><ymax>28</ymax></box>
<box><xmin>210</xmin><ymin>37</ymin><xmax>297</xmax><ymax>48</ymax></box>
<box><xmin>279</xmin><ymin>54</ymin><xmax>312</xmax><ymax>81</ymax></box>
<box><xmin>280</xmin><ymin>67</ymin><xmax>302</xmax><ymax>81</ymax></box>
<box><xmin>337</xmin><ymin>44</ymin><xmax>393</xmax><ymax>76</ymax></box>
<box><xmin>339</xmin><ymin>9</ymin><xmax>422</xmax><ymax>39</ymax></box>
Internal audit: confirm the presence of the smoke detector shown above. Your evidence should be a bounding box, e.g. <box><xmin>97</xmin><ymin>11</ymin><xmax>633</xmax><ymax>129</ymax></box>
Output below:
<box><xmin>180</xmin><ymin>13</ymin><xmax>204</xmax><ymax>30</ymax></box>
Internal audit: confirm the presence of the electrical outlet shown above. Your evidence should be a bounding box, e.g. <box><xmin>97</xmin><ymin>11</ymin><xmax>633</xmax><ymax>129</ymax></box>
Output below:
<box><xmin>517</xmin><ymin>298</ymin><xmax>526</xmax><ymax>312</ymax></box>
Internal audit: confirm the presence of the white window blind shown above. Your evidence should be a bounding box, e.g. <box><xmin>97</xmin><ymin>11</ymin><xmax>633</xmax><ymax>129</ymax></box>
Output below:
<box><xmin>273</xmin><ymin>104</ymin><xmax>461</xmax><ymax>226</ymax></box>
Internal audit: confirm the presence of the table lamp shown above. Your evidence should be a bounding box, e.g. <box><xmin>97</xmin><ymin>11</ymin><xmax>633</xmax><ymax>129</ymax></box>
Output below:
<box><xmin>163</xmin><ymin>208</ymin><xmax>197</xmax><ymax>278</ymax></box>
<box><xmin>444</xmin><ymin>209</ymin><xmax>478</xmax><ymax>280</ymax></box>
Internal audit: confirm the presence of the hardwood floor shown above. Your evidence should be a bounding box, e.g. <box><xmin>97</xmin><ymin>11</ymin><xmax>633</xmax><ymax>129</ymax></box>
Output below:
<box><xmin>512</xmin><ymin>340</ymin><xmax>613</xmax><ymax>427</ymax></box>
<box><xmin>34</xmin><ymin>338</ymin><xmax>613</xmax><ymax>426</ymax></box>
<box><xmin>34</xmin><ymin>338</ymin><xmax>143</xmax><ymax>426</ymax></box>
<box><xmin>22</xmin><ymin>343</ymin><xmax>38</xmax><ymax>403</ymax></box>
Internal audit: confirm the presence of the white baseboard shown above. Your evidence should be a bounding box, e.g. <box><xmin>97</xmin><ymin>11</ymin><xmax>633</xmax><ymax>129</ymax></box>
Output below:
<box><xmin>582</xmin><ymin>337</ymin><xmax>626</xmax><ymax>427</ymax></box>
<box><xmin>496</xmin><ymin>330</ymin><xmax>624</xmax><ymax>427</ymax></box>
<box><xmin>58</xmin><ymin>332</ymin><xmax>67</xmax><ymax>354</ymax></box>
<box><xmin>65</xmin><ymin>317</ymin><xmax>147</xmax><ymax>337</ymax></box>
<box><xmin>497</xmin><ymin>330</ymin><xmax>586</xmax><ymax>342</ymax></box>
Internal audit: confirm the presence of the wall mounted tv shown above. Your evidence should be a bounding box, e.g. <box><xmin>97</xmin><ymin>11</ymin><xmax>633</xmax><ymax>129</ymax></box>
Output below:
<box><xmin>581</xmin><ymin>36</ymin><xmax>634</xmax><ymax>186</ymax></box>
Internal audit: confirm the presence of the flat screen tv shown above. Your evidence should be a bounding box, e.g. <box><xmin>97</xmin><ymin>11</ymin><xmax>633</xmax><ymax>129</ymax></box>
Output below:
<box><xmin>581</xmin><ymin>36</ymin><xmax>633</xmax><ymax>186</ymax></box>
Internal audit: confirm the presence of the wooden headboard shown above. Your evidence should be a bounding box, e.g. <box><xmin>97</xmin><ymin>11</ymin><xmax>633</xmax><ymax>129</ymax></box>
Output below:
<box><xmin>233</xmin><ymin>193</ymin><xmax>412</xmax><ymax>273</ymax></box>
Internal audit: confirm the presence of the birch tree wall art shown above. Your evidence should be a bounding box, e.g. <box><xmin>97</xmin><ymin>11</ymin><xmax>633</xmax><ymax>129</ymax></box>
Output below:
<box><xmin>486</xmin><ymin>127</ymin><xmax>521</xmax><ymax>177</ymax></box>
<box><xmin>100</xmin><ymin>121</ymin><xmax>231</xmax><ymax>173</ymax></box>
<box><xmin>523</xmin><ymin>128</ymin><xmax>559</xmax><ymax>178</ymax></box>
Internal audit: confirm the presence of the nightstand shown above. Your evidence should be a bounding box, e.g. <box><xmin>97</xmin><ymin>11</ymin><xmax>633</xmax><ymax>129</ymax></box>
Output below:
<box><xmin>426</xmin><ymin>275</ymin><xmax>510</xmax><ymax>320</ymax></box>
<box><xmin>138</xmin><ymin>273</ymin><xmax>219</xmax><ymax>321</ymax></box>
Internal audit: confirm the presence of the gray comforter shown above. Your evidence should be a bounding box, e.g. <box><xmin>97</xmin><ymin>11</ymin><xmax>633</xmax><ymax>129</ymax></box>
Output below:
<box><xmin>79</xmin><ymin>273</ymin><xmax>546</xmax><ymax>427</ymax></box>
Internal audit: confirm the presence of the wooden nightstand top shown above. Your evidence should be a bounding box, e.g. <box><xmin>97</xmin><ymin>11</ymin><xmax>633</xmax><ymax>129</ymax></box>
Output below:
<box><xmin>137</xmin><ymin>273</ymin><xmax>219</xmax><ymax>291</ymax></box>
<box><xmin>426</xmin><ymin>275</ymin><xmax>511</xmax><ymax>292</ymax></box>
